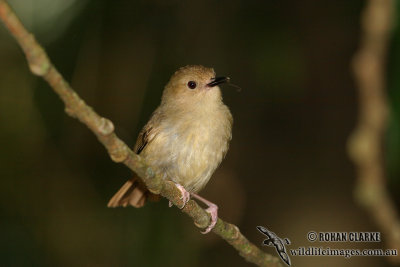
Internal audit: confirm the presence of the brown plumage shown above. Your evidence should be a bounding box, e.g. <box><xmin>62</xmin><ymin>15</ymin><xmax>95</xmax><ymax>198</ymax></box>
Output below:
<box><xmin>107</xmin><ymin>176</ymin><xmax>160</xmax><ymax>208</ymax></box>
<box><xmin>107</xmin><ymin>65</ymin><xmax>232</xmax><ymax>217</ymax></box>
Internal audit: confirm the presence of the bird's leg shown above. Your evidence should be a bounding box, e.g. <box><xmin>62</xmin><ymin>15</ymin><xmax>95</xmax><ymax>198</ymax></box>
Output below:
<box><xmin>169</xmin><ymin>182</ymin><xmax>190</xmax><ymax>209</ymax></box>
<box><xmin>190</xmin><ymin>193</ymin><xmax>218</xmax><ymax>234</ymax></box>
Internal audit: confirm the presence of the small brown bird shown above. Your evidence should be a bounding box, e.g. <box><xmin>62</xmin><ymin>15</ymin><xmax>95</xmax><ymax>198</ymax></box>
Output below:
<box><xmin>108</xmin><ymin>65</ymin><xmax>233</xmax><ymax>233</ymax></box>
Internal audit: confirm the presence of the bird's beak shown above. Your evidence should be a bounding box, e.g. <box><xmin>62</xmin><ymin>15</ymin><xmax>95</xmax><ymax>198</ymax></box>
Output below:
<box><xmin>207</xmin><ymin>76</ymin><xmax>230</xmax><ymax>87</ymax></box>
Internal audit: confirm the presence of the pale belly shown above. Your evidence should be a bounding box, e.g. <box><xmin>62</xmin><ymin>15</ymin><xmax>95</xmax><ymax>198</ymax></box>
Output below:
<box><xmin>142</xmin><ymin>117</ymin><xmax>231</xmax><ymax>192</ymax></box>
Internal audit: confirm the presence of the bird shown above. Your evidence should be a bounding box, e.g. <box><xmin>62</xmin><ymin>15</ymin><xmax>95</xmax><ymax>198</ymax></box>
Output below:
<box><xmin>107</xmin><ymin>65</ymin><xmax>233</xmax><ymax>234</ymax></box>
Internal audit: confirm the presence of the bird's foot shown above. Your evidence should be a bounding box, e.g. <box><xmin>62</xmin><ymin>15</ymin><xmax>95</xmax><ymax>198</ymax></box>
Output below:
<box><xmin>190</xmin><ymin>193</ymin><xmax>218</xmax><ymax>234</ymax></box>
<box><xmin>169</xmin><ymin>182</ymin><xmax>190</xmax><ymax>209</ymax></box>
<box><xmin>202</xmin><ymin>203</ymin><xmax>218</xmax><ymax>234</ymax></box>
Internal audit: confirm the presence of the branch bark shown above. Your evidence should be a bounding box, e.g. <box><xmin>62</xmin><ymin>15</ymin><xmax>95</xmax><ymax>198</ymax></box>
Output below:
<box><xmin>349</xmin><ymin>0</ymin><xmax>400</xmax><ymax>263</ymax></box>
<box><xmin>0</xmin><ymin>1</ymin><xmax>282</xmax><ymax>266</ymax></box>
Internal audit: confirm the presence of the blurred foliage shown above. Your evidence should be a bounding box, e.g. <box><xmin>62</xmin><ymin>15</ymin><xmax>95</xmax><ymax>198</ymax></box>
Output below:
<box><xmin>9</xmin><ymin>0</ymin><xmax>88</xmax><ymax>43</ymax></box>
<box><xmin>0</xmin><ymin>1</ymin><xmax>397</xmax><ymax>267</ymax></box>
<box><xmin>387</xmin><ymin>0</ymin><xmax>400</xmax><ymax>187</ymax></box>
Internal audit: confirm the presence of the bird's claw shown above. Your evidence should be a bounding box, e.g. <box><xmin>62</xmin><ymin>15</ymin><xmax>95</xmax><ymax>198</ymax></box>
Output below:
<box><xmin>169</xmin><ymin>182</ymin><xmax>190</xmax><ymax>209</ymax></box>
<box><xmin>201</xmin><ymin>203</ymin><xmax>218</xmax><ymax>234</ymax></box>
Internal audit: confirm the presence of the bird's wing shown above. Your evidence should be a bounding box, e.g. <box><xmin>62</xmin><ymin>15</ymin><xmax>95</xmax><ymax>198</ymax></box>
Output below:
<box><xmin>134</xmin><ymin>124</ymin><xmax>155</xmax><ymax>154</ymax></box>
<box><xmin>134</xmin><ymin>109</ymin><xmax>164</xmax><ymax>155</ymax></box>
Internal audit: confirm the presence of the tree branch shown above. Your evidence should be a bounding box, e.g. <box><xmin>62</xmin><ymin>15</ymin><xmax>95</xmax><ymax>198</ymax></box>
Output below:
<box><xmin>349</xmin><ymin>0</ymin><xmax>400</xmax><ymax>263</ymax></box>
<box><xmin>0</xmin><ymin>1</ymin><xmax>282</xmax><ymax>266</ymax></box>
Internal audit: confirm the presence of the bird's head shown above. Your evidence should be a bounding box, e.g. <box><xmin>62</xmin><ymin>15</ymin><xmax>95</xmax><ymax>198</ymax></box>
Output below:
<box><xmin>161</xmin><ymin>65</ymin><xmax>229</xmax><ymax>108</ymax></box>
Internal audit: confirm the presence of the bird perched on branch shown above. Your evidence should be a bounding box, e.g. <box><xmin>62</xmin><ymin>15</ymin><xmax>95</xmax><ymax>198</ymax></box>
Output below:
<box><xmin>108</xmin><ymin>65</ymin><xmax>233</xmax><ymax>233</ymax></box>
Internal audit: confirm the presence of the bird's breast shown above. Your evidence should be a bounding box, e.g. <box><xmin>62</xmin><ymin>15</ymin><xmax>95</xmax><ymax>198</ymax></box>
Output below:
<box><xmin>143</xmin><ymin>106</ymin><xmax>232</xmax><ymax>192</ymax></box>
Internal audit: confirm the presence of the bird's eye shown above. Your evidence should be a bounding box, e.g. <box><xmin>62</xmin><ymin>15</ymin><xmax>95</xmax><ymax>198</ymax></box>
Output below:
<box><xmin>187</xmin><ymin>81</ymin><xmax>197</xmax><ymax>89</ymax></box>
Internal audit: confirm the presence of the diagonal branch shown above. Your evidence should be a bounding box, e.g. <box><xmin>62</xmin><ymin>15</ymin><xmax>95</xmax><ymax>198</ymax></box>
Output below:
<box><xmin>0</xmin><ymin>1</ymin><xmax>282</xmax><ymax>266</ymax></box>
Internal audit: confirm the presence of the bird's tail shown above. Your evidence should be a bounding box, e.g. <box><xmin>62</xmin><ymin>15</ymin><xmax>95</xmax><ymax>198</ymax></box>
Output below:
<box><xmin>107</xmin><ymin>176</ymin><xmax>159</xmax><ymax>208</ymax></box>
